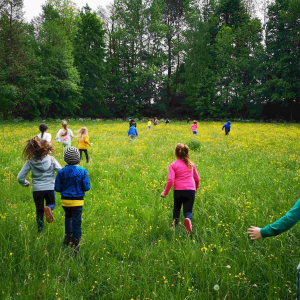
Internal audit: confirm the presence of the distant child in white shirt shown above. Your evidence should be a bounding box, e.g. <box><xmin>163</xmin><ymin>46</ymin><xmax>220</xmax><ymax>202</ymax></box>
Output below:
<box><xmin>38</xmin><ymin>123</ymin><xmax>51</xmax><ymax>143</ymax></box>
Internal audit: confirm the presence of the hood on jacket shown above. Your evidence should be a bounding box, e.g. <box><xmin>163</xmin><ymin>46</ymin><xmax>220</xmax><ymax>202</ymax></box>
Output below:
<box><xmin>227</xmin><ymin>121</ymin><xmax>231</xmax><ymax>125</ymax></box>
<box><xmin>29</xmin><ymin>155</ymin><xmax>52</xmax><ymax>172</ymax></box>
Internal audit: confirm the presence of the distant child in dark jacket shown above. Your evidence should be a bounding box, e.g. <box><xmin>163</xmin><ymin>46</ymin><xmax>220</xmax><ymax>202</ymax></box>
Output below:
<box><xmin>128</xmin><ymin>122</ymin><xmax>138</xmax><ymax>141</ymax></box>
<box><xmin>55</xmin><ymin>147</ymin><xmax>90</xmax><ymax>254</ymax></box>
<box><xmin>222</xmin><ymin>121</ymin><xmax>231</xmax><ymax>135</ymax></box>
<box><xmin>17</xmin><ymin>137</ymin><xmax>61</xmax><ymax>232</ymax></box>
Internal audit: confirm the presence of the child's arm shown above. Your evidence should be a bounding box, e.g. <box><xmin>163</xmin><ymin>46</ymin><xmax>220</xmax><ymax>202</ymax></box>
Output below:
<box><xmin>161</xmin><ymin>164</ymin><xmax>175</xmax><ymax>197</ymax></box>
<box><xmin>70</xmin><ymin>129</ymin><xmax>74</xmax><ymax>140</ymax></box>
<box><xmin>248</xmin><ymin>198</ymin><xmax>300</xmax><ymax>240</ymax></box>
<box><xmin>82</xmin><ymin>169</ymin><xmax>91</xmax><ymax>191</ymax></box>
<box><xmin>54</xmin><ymin>171</ymin><xmax>63</xmax><ymax>192</ymax></box>
<box><xmin>135</xmin><ymin>128</ymin><xmax>138</xmax><ymax>136</ymax></box>
<box><xmin>17</xmin><ymin>162</ymin><xmax>31</xmax><ymax>187</ymax></box>
<box><xmin>55</xmin><ymin>130</ymin><xmax>61</xmax><ymax>142</ymax></box>
<box><xmin>85</xmin><ymin>136</ymin><xmax>91</xmax><ymax>146</ymax></box>
<box><xmin>193</xmin><ymin>166</ymin><xmax>200</xmax><ymax>190</ymax></box>
<box><xmin>52</xmin><ymin>157</ymin><xmax>62</xmax><ymax>171</ymax></box>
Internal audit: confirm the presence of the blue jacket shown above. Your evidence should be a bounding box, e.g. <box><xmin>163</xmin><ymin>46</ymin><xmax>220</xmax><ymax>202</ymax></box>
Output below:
<box><xmin>55</xmin><ymin>165</ymin><xmax>90</xmax><ymax>198</ymax></box>
<box><xmin>222</xmin><ymin>121</ymin><xmax>231</xmax><ymax>132</ymax></box>
<box><xmin>128</xmin><ymin>126</ymin><xmax>138</xmax><ymax>136</ymax></box>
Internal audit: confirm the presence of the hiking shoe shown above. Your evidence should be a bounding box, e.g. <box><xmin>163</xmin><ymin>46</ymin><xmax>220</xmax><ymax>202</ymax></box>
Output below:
<box><xmin>184</xmin><ymin>218</ymin><xmax>192</xmax><ymax>236</ymax></box>
<box><xmin>44</xmin><ymin>206</ymin><xmax>54</xmax><ymax>223</ymax></box>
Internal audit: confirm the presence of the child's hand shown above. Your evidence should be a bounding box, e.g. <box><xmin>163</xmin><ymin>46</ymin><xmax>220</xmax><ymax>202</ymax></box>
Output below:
<box><xmin>248</xmin><ymin>226</ymin><xmax>262</xmax><ymax>240</ymax></box>
<box><xmin>91</xmin><ymin>143</ymin><xmax>93</xmax><ymax>146</ymax></box>
<box><xmin>25</xmin><ymin>182</ymin><xmax>30</xmax><ymax>187</ymax></box>
<box><xmin>160</xmin><ymin>192</ymin><xmax>166</xmax><ymax>198</ymax></box>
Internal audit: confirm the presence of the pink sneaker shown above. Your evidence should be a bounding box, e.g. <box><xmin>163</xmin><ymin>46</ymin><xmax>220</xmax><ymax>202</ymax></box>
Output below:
<box><xmin>184</xmin><ymin>218</ymin><xmax>192</xmax><ymax>236</ymax></box>
<box><xmin>44</xmin><ymin>206</ymin><xmax>54</xmax><ymax>223</ymax></box>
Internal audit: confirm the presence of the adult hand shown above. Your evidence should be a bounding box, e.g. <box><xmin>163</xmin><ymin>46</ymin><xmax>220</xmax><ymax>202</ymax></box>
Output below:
<box><xmin>248</xmin><ymin>226</ymin><xmax>262</xmax><ymax>240</ymax></box>
<box><xmin>160</xmin><ymin>192</ymin><xmax>166</xmax><ymax>198</ymax></box>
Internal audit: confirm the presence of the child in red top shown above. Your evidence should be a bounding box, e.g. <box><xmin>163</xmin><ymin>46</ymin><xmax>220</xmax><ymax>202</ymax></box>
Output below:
<box><xmin>191</xmin><ymin>121</ymin><xmax>198</xmax><ymax>136</ymax></box>
<box><xmin>161</xmin><ymin>143</ymin><xmax>200</xmax><ymax>235</ymax></box>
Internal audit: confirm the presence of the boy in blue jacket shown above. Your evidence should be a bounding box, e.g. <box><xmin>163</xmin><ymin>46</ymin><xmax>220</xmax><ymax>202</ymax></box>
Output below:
<box><xmin>222</xmin><ymin>121</ymin><xmax>231</xmax><ymax>136</ymax></box>
<box><xmin>128</xmin><ymin>122</ymin><xmax>138</xmax><ymax>141</ymax></box>
<box><xmin>55</xmin><ymin>146</ymin><xmax>90</xmax><ymax>254</ymax></box>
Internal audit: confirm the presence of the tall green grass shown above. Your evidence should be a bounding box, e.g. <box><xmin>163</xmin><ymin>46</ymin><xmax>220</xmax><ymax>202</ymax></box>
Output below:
<box><xmin>0</xmin><ymin>121</ymin><xmax>300</xmax><ymax>299</ymax></box>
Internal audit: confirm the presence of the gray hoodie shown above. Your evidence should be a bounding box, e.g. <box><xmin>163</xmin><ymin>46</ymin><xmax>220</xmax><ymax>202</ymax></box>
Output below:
<box><xmin>17</xmin><ymin>155</ymin><xmax>62</xmax><ymax>192</ymax></box>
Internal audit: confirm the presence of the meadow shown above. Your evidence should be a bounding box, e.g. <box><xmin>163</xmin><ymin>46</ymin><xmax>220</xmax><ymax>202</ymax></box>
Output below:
<box><xmin>1</xmin><ymin>120</ymin><xmax>300</xmax><ymax>300</ymax></box>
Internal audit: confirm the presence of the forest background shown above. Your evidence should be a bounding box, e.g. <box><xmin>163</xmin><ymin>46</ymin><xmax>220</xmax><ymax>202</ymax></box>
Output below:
<box><xmin>0</xmin><ymin>0</ymin><xmax>299</xmax><ymax>121</ymax></box>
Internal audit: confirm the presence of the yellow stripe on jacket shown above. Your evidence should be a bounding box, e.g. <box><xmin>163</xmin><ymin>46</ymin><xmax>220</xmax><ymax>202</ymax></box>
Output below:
<box><xmin>61</xmin><ymin>199</ymin><xmax>84</xmax><ymax>207</ymax></box>
<box><xmin>78</xmin><ymin>135</ymin><xmax>91</xmax><ymax>150</ymax></box>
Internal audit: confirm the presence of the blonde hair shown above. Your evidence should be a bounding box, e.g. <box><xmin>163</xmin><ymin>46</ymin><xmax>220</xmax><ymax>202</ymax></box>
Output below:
<box><xmin>77</xmin><ymin>127</ymin><xmax>88</xmax><ymax>142</ymax></box>
<box><xmin>175</xmin><ymin>143</ymin><xmax>193</xmax><ymax>171</ymax></box>
<box><xmin>23</xmin><ymin>137</ymin><xmax>54</xmax><ymax>160</ymax></box>
<box><xmin>61</xmin><ymin>120</ymin><xmax>68</xmax><ymax>136</ymax></box>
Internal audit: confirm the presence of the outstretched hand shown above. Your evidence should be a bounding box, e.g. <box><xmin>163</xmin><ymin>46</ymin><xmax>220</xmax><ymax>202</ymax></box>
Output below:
<box><xmin>160</xmin><ymin>192</ymin><xmax>166</xmax><ymax>198</ymax></box>
<box><xmin>248</xmin><ymin>226</ymin><xmax>262</xmax><ymax>240</ymax></box>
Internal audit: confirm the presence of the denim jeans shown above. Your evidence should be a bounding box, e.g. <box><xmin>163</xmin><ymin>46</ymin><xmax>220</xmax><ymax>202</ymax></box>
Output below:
<box><xmin>33</xmin><ymin>190</ymin><xmax>55</xmax><ymax>231</ymax></box>
<box><xmin>62</xmin><ymin>206</ymin><xmax>83</xmax><ymax>241</ymax></box>
<box><xmin>173</xmin><ymin>190</ymin><xmax>195</xmax><ymax>220</ymax></box>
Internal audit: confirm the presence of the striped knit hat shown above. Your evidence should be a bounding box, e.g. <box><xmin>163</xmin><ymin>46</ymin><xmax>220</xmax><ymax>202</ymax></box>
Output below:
<box><xmin>64</xmin><ymin>146</ymin><xmax>80</xmax><ymax>165</ymax></box>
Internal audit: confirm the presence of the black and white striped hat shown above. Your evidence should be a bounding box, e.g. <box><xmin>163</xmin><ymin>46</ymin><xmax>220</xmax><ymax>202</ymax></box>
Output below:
<box><xmin>64</xmin><ymin>147</ymin><xmax>80</xmax><ymax>165</ymax></box>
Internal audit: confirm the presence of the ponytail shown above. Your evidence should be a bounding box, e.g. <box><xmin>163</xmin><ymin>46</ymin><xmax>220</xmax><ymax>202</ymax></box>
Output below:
<box><xmin>175</xmin><ymin>143</ymin><xmax>193</xmax><ymax>171</ymax></box>
<box><xmin>61</xmin><ymin>120</ymin><xmax>68</xmax><ymax>136</ymax></box>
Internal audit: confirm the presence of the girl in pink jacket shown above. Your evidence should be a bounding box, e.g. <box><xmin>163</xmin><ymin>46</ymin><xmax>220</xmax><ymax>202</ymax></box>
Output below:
<box><xmin>161</xmin><ymin>143</ymin><xmax>200</xmax><ymax>235</ymax></box>
<box><xmin>191</xmin><ymin>121</ymin><xmax>198</xmax><ymax>136</ymax></box>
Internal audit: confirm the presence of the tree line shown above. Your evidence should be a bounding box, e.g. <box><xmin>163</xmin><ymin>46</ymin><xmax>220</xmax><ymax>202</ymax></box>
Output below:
<box><xmin>0</xmin><ymin>0</ymin><xmax>299</xmax><ymax>121</ymax></box>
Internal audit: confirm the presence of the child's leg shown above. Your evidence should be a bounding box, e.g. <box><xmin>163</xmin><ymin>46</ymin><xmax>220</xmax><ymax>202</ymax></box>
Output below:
<box><xmin>79</xmin><ymin>149</ymin><xmax>83</xmax><ymax>161</ymax></box>
<box><xmin>84</xmin><ymin>150</ymin><xmax>89</xmax><ymax>163</ymax></box>
<box><xmin>44</xmin><ymin>190</ymin><xmax>55</xmax><ymax>223</ymax></box>
<box><xmin>182</xmin><ymin>190</ymin><xmax>196</xmax><ymax>220</ymax></box>
<box><xmin>72</xmin><ymin>206</ymin><xmax>83</xmax><ymax>246</ymax></box>
<box><xmin>33</xmin><ymin>191</ymin><xmax>45</xmax><ymax>232</ymax></box>
<box><xmin>63</xmin><ymin>206</ymin><xmax>73</xmax><ymax>236</ymax></box>
<box><xmin>44</xmin><ymin>190</ymin><xmax>55</xmax><ymax>211</ymax></box>
<box><xmin>173</xmin><ymin>191</ymin><xmax>184</xmax><ymax>221</ymax></box>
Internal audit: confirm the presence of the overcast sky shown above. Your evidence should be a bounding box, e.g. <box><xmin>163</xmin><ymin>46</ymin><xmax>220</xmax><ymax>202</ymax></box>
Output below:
<box><xmin>23</xmin><ymin>0</ymin><xmax>113</xmax><ymax>22</ymax></box>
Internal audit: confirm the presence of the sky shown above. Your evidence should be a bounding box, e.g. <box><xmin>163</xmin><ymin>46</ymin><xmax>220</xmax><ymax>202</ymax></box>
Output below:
<box><xmin>23</xmin><ymin>0</ymin><xmax>113</xmax><ymax>22</ymax></box>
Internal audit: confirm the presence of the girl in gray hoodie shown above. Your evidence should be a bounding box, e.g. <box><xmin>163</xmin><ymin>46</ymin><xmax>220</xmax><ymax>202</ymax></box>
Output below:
<box><xmin>17</xmin><ymin>137</ymin><xmax>61</xmax><ymax>232</ymax></box>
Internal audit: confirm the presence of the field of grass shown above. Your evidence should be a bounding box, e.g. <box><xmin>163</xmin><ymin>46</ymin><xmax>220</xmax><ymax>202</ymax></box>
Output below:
<box><xmin>1</xmin><ymin>120</ymin><xmax>300</xmax><ymax>299</ymax></box>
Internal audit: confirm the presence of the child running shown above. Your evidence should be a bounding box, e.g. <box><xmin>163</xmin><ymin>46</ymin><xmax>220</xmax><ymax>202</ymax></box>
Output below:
<box><xmin>154</xmin><ymin>118</ymin><xmax>159</xmax><ymax>126</ymax></box>
<box><xmin>161</xmin><ymin>143</ymin><xmax>200</xmax><ymax>235</ymax></box>
<box><xmin>147</xmin><ymin>119</ymin><xmax>151</xmax><ymax>130</ymax></box>
<box><xmin>55</xmin><ymin>120</ymin><xmax>74</xmax><ymax>152</ymax></box>
<box><xmin>77</xmin><ymin>127</ymin><xmax>92</xmax><ymax>163</ymax></box>
<box><xmin>38</xmin><ymin>123</ymin><xmax>51</xmax><ymax>143</ymax></box>
<box><xmin>128</xmin><ymin>122</ymin><xmax>138</xmax><ymax>141</ymax></box>
<box><xmin>248</xmin><ymin>197</ymin><xmax>300</xmax><ymax>240</ymax></box>
<box><xmin>55</xmin><ymin>147</ymin><xmax>90</xmax><ymax>254</ymax></box>
<box><xmin>165</xmin><ymin>118</ymin><xmax>170</xmax><ymax>125</ymax></box>
<box><xmin>17</xmin><ymin>137</ymin><xmax>61</xmax><ymax>232</ymax></box>
<box><xmin>222</xmin><ymin>121</ymin><xmax>231</xmax><ymax>136</ymax></box>
<box><xmin>191</xmin><ymin>121</ymin><xmax>198</xmax><ymax>136</ymax></box>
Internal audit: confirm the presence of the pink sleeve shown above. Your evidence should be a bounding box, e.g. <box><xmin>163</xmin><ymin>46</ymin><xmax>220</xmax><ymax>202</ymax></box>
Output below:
<box><xmin>193</xmin><ymin>166</ymin><xmax>200</xmax><ymax>190</ymax></box>
<box><xmin>163</xmin><ymin>164</ymin><xmax>175</xmax><ymax>196</ymax></box>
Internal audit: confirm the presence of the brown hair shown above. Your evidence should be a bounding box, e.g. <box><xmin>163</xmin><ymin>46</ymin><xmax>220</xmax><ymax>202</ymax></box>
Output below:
<box><xmin>77</xmin><ymin>127</ymin><xmax>88</xmax><ymax>142</ymax></box>
<box><xmin>175</xmin><ymin>143</ymin><xmax>193</xmax><ymax>171</ymax></box>
<box><xmin>193</xmin><ymin>120</ymin><xmax>197</xmax><ymax>124</ymax></box>
<box><xmin>61</xmin><ymin>120</ymin><xmax>68</xmax><ymax>136</ymax></box>
<box><xmin>22</xmin><ymin>136</ymin><xmax>54</xmax><ymax>160</ymax></box>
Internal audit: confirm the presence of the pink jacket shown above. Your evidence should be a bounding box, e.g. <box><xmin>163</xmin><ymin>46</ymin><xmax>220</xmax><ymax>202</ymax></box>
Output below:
<box><xmin>163</xmin><ymin>159</ymin><xmax>200</xmax><ymax>196</ymax></box>
<box><xmin>191</xmin><ymin>124</ymin><xmax>197</xmax><ymax>131</ymax></box>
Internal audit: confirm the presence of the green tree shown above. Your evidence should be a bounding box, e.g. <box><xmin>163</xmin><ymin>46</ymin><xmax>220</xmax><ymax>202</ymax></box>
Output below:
<box><xmin>73</xmin><ymin>5</ymin><xmax>107</xmax><ymax>117</ymax></box>
<box><xmin>259</xmin><ymin>0</ymin><xmax>300</xmax><ymax>121</ymax></box>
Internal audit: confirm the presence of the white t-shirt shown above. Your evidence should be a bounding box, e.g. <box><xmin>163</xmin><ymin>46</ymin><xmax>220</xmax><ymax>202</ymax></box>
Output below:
<box><xmin>38</xmin><ymin>132</ymin><xmax>52</xmax><ymax>143</ymax></box>
<box><xmin>55</xmin><ymin>129</ymin><xmax>74</xmax><ymax>143</ymax></box>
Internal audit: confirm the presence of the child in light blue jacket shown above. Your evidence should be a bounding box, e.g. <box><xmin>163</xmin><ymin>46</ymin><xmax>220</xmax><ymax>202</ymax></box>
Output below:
<box><xmin>17</xmin><ymin>137</ymin><xmax>61</xmax><ymax>232</ymax></box>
